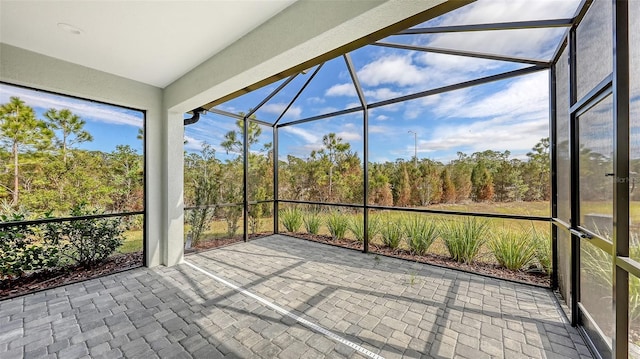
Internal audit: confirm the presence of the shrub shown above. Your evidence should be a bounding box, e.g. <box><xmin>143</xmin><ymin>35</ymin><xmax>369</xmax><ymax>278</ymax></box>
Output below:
<box><xmin>489</xmin><ymin>228</ymin><xmax>536</xmax><ymax>271</ymax></box>
<box><xmin>348</xmin><ymin>215</ymin><xmax>380</xmax><ymax>243</ymax></box>
<box><xmin>380</xmin><ymin>218</ymin><xmax>404</xmax><ymax>250</ymax></box>
<box><xmin>44</xmin><ymin>204</ymin><xmax>126</xmax><ymax>268</ymax></box>
<box><xmin>0</xmin><ymin>212</ymin><xmax>59</xmax><ymax>279</ymax></box>
<box><xmin>303</xmin><ymin>212</ymin><xmax>321</xmax><ymax>234</ymax></box>
<box><xmin>220</xmin><ymin>206</ymin><xmax>242</xmax><ymax>237</ymax></box>
<box><xmin>326</xmin><ymin>211</ymin><xmax>349</xmax><ymax>240</ymax></box>
<box><xmin>440</xmin><ymin>217</ymin><xmax>489</xmax><ymax>264</ymax></box>
<box><xmin>280</xmin><ymin>208</ymin><xmax>303</xmax><ymax>232</ymax></box>
<box><xmin>404</xmin><ymin>215</ymin><xmax>439</xmax><ymax>256</ymax></box>
<box><xmin>188</xmin><ymin>206</ymin><xmax>215</xmax><ymax>246</ymax></box>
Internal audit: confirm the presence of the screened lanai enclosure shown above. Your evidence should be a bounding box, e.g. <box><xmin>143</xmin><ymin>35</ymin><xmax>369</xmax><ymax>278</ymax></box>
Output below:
<box><xmin>179</xmin><ymin>1</ymin><xmax>638</xmax><ymax>358</ymax></box>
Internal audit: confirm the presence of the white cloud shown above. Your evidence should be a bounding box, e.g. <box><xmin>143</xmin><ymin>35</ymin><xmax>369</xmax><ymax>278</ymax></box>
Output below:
<box><xmin>420</xmin><ymin>117</ymin><xmax>548</xmax><ymax>155</ymax></box>
<box><xmin>261</xmin><ymin>103</ymin><xmax>302</xmax><ymax>118</ymax></box>
<box><xmin>434</xmin><ymin>0</ymin><xmax>580</xmax><ymax>25</ymax></box>
<box><xmin>419</xmin><ymin>0</ymin><xmax>579</xmax><ymax>60</ymax></box>
<box><xmin>369</xmin><ymin>125</ymin><xmax>391</xmax><ymax>134</ymax></box>
<box><xmin>325</xmin><ymin>83</ymin><xmax>357</xmax><ymax>97</ymax></box>
<box><xmin>364</xmin><ymin>88</ymin><xmax>404</xmax><ymax>101</ymax></box>
<box><xmin>357</xmin><ymin>55</ymin><xmax>428</xmax><ymax>87</ymax></box>
<box><xmin>336</xmin><ymin>131</ymin><xmax>362</xmax><ymax>142</ymax></box>
<box><xmin>306</xmin><ymin>96</ymin><xmax>325</xmax><ymax>104</ymax></box>
<box><xmin>315</xmin><ymin>106</ymin><xmax>339</xmax><ymax>115</ymax></box>
<box><xmin>0</xmin><ymin>85</ymin><xmax>143</xmax><ymax>127</ymax></box>
<box><xmin>184</xmin><ymin>135</ymin><xmax>204</xmax><ymax>152</ymax></box>
<box><xmin>280</xmin><ymin>126</ymin><xmax>319</xmax><ymax>144</ymax></box>
<box><xmin>375</xmin><ymin>115</ymin><xmax>390</xmax><ymax>121</ymax></box>
<box><xmin>436</xmin><ymin>71</ymin><xmax>549</xmax><ymax>121</ymax></box>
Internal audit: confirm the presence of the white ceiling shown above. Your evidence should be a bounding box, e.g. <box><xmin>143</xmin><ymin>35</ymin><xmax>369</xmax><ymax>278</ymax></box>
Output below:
<box><xmin>0</xmin><ymin>0</ymin><xmax>297</xmax><ymax>88</ymax></box>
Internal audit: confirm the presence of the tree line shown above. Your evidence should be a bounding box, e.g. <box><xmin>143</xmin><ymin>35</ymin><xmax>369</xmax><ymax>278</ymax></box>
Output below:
<box><xmin>184</xmin><ymin>119</ymin><xmax>552</xmax><ymax>227</ymax></box>
<box><xmin>0</xmin><ymin>97</ymin><xmax>143</xmax><ymax>215</ymax></box>
<box><xmin>278</xmin><ymin>136</ymin><xmax>552</xmax><ymax>207</ymax></box>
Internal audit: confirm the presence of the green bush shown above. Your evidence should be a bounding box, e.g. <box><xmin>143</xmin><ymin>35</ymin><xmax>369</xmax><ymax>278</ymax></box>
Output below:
<box><xmin>221</xmin><ymin>206</ymin><xmax>242</xmax><ymax>237</ymax></box>
<box><xmin>404</xmin><ymin>215</ymin><xmax>439</xmax><ymax>256</ymax></box>
<box><xmin>348</xmin><ymin>215</ymin><xmax>381</xmax><ymax>243</ymax></box>
<box><xmin>380</xmin><ymin>218</ymin><xmax>404</xmax><ymax>250</ymax></box>
<box><xmin>303</xmin><ymin>212</ymin><xmax>321</xmax><ymax>234</ymax></box>
<box><xmin>326</xmin><ymin>212</ymin><xmax>349</xmax><ymax>240</ymax></box>
<box><xmin>44</xmin><ymin>204</ymin><xmax>126</xmax><ymax>268</ymax></box>
<box><xmin>441</xmin><ymin>217</ymin><xmax>489</xmax><ymax>264</ymax></box>
<box><xmin>280</xmin><ymin>207</ymin><xmax>303</xmax><ymax>232</ymax></box>
<box><xmin>0</xmin><ymin>212</ymin><xmax>59</xmax><ymax>279</ymax></box>
<box><xmin>489</xmin><ymin>228</ymin><xmax>536</xmax><ymax>271</ymax></box>
<box><xmin>188</xmin><ymin>206</ymin><xmax>214</xmax><ymax>246</ymax></box>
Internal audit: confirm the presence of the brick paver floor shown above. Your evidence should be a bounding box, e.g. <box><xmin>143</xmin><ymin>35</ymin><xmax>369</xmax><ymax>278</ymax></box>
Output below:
<box><xmin>0</xmin><ymin>235</ymin><xmax>592</xmax><ymax>358</ymax></box>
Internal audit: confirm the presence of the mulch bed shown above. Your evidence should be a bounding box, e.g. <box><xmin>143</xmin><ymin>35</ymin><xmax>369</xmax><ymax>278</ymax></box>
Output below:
<box><xmin>186</xmin><ymin>233</ymin><xmax>272</xmax><ymax>253</ymax></box>
<box><xmin>1</xmin><ymin>231</ymin><xmax>549</xmax><ymax>300</ymax></box>
<box><xmin>0</xmin><ymin>252</ymin><xmax>144</xmax><ymax>300</ymax></box>
<box><xmin>1</xmin><ymin>233</ymin><xmax>273</xmax><ymax>300</ymax></box>
<box><xmin>284</xmin><ymin>232</ymin><xmax>551</xmax><ymax>287</ymax></box>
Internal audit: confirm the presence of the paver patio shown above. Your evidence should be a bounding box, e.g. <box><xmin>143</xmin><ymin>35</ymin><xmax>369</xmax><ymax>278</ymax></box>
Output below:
<box><xmin>0</xmin><ymin>235</ymin><xmax>592</xmax><ymax>358</ymax></box>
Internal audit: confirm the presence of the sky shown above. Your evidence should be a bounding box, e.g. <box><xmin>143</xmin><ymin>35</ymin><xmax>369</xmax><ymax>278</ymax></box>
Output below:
<box><xmin>5</xmin><ymin>0</ymin><xmax>627</xmax><ymax>165</ymax></box>
<box><xmin>0</xmin><ymin>84</ymin><xmax>144</xmax><ymax>154</ymax></box>
<box><xmin>198</xmin><ymin>0</ymin><xmax>585</xmax><ymax>164</ymax></box>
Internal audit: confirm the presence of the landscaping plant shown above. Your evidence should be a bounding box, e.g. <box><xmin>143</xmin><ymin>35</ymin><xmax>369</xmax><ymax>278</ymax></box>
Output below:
<box><xmin>280</xmin><ymin>207</ymin><xmax>303</xmax><ymax>232</ymax></box>
<box><xmin>303</xmin><ymin>211</ymin><xmax>321</xmax><ymax>234</ymax></box>
<box><xmin>532</xmin><ymin>225</ymin><xmax>552</xmax><ymax>274</ymax></box>
<box><xmin>440</xmin><ymin>217</ymin><xmax>489</xmax><ymax>264</ymax></box>
<box><xmin>348</xmin><ymin>214</ymin><xmax>381</xmax><ymax>243</ymax></box>
<box><xmin>0</xmin><ymin>211</ymin><xmax>59</xmax><ymax>279</ymax></box>
<box><xmin>326</xmin><ymin>211</ymin><xmax>349</xmax><ymax>240</ymax></box>
<box><xmin>44</xmin><ymin>203</ymin><xmax>126</xmax><ymax>268</ymax></box>
<box><xmin>404</xmin><ymin>215</ymin><xmax>439</xmax><ymax>256</ymax></box>
<box><xmin>489</xmin><ymin>228</ymin><xmax>537</xmax><ymax>271</ymax></box>
<box><xmin>380</xmin><ymin>217</ymin><xmax>404</xmax><ymax>250</ymax></box>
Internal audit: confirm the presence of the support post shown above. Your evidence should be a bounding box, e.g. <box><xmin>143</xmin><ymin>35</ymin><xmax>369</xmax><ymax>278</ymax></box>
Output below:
<box><xmin>273</xmin><ymin>126</ymin><xmax>279</xmax><ymax>234</ymax></box>
<box><xmin>612</xmin><ymin>0</ymin><xmax>630</xmax><ymax>356</ymax></box>
<box><xmin>569</xmin><ymin>25</ymin><xmax>580</xmax><ymax>326</ymax></box>
<box><xmin>344</xmin><ymin>54</ymin><xmax>369</xmax><ymax>253</ymax></box>
<box><xmin>243</xmin><ymin>116</ymin><xmax>249</xmax><ymax>242</ymax></box>
<box><xmin>550</xmin><ymin>64</ymin><xmax>559</xmax><ymax>290</ymax></box>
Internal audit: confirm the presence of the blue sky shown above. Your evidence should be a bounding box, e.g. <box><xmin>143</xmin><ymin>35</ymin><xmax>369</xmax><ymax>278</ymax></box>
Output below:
<box><xmin>0</xmin><ymin>84</ymin><xmax>144</xmax><ymax>154</ymax></box>
<box><xmin>3</xmin><ymin>0</ymin><xmax>605</xmax><ymax>164</ymax></box>
<box><xmin>201</xmin><ymin>0</ymin><xmax>583</xmax><ymax>164</ymax></box>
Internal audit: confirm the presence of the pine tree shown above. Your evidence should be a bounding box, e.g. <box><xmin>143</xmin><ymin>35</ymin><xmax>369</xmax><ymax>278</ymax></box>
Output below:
<box><xmin>440</xmin><ymin>168</ymin><xmax>456</xmax><ymax>203</ymax></box>
<box><xmin>471</xmin><ymin>161</ymin><xmax>494</xmax><ymax>201</ymax></box>
<box><xmin>0</xmin><ymin>97</ymin><xmax>53</xmax><ymax>206</ymax></box>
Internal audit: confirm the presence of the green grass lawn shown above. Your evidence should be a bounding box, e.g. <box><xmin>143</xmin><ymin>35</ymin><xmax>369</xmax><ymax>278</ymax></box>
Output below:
<box><xmin>124</xmin><ymin>200</ymin><xmax>640</xmax><ymax>263</ymax></box>
<box><xmin>117</xmin><ymin>230</ymin><xmax>143</xmax><ymax>254</ymax></box>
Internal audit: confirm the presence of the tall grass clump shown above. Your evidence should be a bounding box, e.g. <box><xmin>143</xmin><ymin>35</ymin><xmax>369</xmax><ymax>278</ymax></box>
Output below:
<box><xmin>326</xmin><ymin>211</ymin><xmax>349</xmax><ymax>240</ymax></box>
<box><xmin>582</xmin><ymin>232</ymin><xmax>640</xmax><ymax>324</ymax></box>
<box><xmin>380</xmin><ymin>218</ymin><xmax>404</xmax><ymax>250</ymax></box>
<box><xmin>489</xmin><ymin>228</ymin><xmax>537</xmax><ymax>271</ymax></box>
<box><xmin>348</xmin><ymin>215</ymin><xmax>381</xmax><ymax>242</ymax></box>
<box><xmin>280</xmin><ymin>208</ymin><xmax>303</xmax><ymax>232</ymax></box>
<box><xmin>404</xmin><ymin>215</ymin><xmax>439</xmax><ymax>256</ymax></box>
<box><xmin>531</xmin><ymin>226</ymin><xmax>552</xmax><ymax>274</ymax></box>
<box><xmin>440</xmin><ymin>217</ymin><xmax>489</xmax><ymax>264</ymax></box>
<box><xmin>303</xmin><ymin>212</ymin><xmax>321</xmax><ymax>234</ymax></box>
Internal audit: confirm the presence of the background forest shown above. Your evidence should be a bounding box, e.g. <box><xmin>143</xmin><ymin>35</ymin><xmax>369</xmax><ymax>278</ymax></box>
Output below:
<box><xmin>0</xmin><ymin>96</ymin><xmax>143</xmax><ymax>216</ymax></box>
